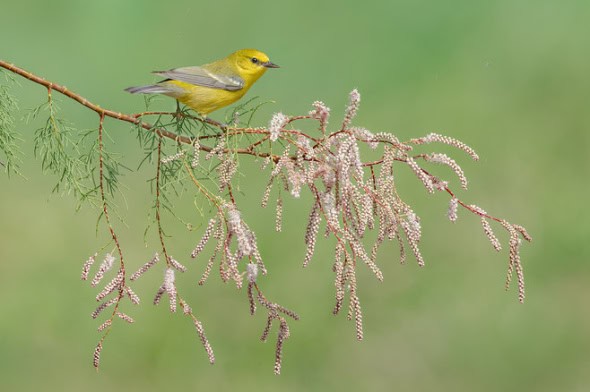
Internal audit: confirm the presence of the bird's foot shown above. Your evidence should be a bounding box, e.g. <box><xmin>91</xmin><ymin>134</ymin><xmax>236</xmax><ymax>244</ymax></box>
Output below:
<box><xmin>173</xmin><ymin>101</ymin><xmax>184</xmax><ymax>121</ymax></box>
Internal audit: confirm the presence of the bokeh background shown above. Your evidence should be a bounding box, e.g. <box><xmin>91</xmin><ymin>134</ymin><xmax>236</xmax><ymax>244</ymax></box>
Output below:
<box><xmin>1</xmin><ymin>1</ymin><xmax>589</xmax><ymax>391</ymax></box>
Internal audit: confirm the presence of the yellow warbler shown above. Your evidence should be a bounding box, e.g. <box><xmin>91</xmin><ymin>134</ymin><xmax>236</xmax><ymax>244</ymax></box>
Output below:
<box><xmin>125</xmin><ymin>48</ymin><xmax>279</xmax><ymax>116</ymax></box>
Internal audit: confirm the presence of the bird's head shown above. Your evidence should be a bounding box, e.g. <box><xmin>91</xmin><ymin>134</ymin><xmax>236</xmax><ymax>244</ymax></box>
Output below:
<box><xmin>231</xmin><ymin>49</ymin><xmax>279</xmax><ymax>80</ymax></box>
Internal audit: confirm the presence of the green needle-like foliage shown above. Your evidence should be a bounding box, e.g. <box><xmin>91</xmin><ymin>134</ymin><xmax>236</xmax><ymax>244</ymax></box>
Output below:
<box><xmin>0</xmin><ymin>72</ymin><xmax>23</xmax><ymax>176</ymax></box>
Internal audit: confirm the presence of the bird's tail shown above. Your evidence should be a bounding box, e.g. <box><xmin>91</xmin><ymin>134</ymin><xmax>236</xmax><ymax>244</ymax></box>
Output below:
<box><xmin>124</xmin><ymin>84</ymin><xmax>172</xmax><ymax>94</ymax></box>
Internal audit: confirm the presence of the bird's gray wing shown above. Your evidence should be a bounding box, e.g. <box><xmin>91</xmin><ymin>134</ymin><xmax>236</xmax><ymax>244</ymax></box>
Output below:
<box><xmin>153</xmin><ymin>66</ymin><xmax>244</xmax><ymax>91</ymax></box>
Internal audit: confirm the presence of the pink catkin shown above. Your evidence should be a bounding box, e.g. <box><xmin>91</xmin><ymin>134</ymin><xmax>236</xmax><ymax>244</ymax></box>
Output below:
<box><xmin>91</xmin><ymin>254</ymin><xmax>115</xmax><ymax>287</ymax></box>
<box><xmin>309</xmin><ymin>100</ymin><xmax>330</xmax><ymax>132</ymax></box>
<box><xmin>168</xmin><ymin>256</ymin><xmax>187</xmax><ymax>272</ymax></box>
<box><xmin>194</xmin><ymin>319</ymin><xmax>215</xmax><ymax>364</ymax></box>
<box><xmin>448</xmin><ymin>197</ymin><xmax>459</xmax><ymax>222</ymax></box>
<box><xmin>412</xmin><ymin>133</ymin><xmax>479</xmax><ymax>161</ymax></box>
<box><xmin>81</xmin><ymin>254</ymin><xmax>97</xmax><ymax>280</ymax></box>
<box><xmin>303</xmin><ymin>202</ymin><xmax>321</xmax><ymax>267</ymax></box>
<box><xmin>341</xmin><ymin>89</ymin><xmax>361</xmax><ymax>129</ymax></box>
<box><xmin>481</xmin><ymin>218</ymin><xmax>502</xmax><ymax>251</ymax></box>
<box><xmin>93</xmin><ymin>342</ymin><xmax>102</xmax><ymax>369</ymax></box>
<box><xmin>130</xmin><ymin>253</ymin><xmax>159</xmax><ymax>281</ymax></box>
<box><xmin>406</xmin><ymin>157</ymin><xmax>434</xmax><ymax>193</ymax></box>
<box><xmin>116</xmin><ymin>312</ymin><xmax>134</xmax><ymax>323</ymax></box>
<box><xmin>191</xmin><ymin>218</ymin><xmax>216</xmax><ymax>258</ymax></box>
<box><xmin>125</xmin><ymin>286</ymin><xmax>140</xmax><ymax>305</ymax></box>
<box><xmin>97</xmin><ymin>319</ymin><xmax>111</xmax><ymax>332</ymax></box>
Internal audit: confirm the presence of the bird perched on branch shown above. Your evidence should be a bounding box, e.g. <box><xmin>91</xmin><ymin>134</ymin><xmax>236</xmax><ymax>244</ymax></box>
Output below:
<box><xmin>125</xmin><ymin>48</ymin><xmax>279</xmax><ymax>116</ymax></box>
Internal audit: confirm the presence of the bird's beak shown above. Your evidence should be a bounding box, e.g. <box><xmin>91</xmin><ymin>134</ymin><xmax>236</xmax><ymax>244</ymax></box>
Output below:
<box><xmin>262</xmin><ymin>61</ymin><xmax>280</xmax><ymax>68</ymax></box>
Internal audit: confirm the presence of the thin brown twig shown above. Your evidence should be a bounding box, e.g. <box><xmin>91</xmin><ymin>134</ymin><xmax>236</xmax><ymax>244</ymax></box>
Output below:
<box><xmin>94</xmin><ymin>112</ymin><xmax>127</xmax><ymax>369</ymax></box>
<box><xmin>155</xmin><ymin>138</ymin><xmax>171</xmax><ymax>263</ymax></box>
<box><xmin>97</xmin><ymin>113</ymin><xmax>125</xmax><ymax>274</ymax></box>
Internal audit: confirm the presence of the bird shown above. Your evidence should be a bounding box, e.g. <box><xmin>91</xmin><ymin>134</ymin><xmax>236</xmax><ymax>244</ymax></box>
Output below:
<box><xmin>125</xmin><ymin>48</ymin><xmax>279</xmax><ymax>116</ymax></box>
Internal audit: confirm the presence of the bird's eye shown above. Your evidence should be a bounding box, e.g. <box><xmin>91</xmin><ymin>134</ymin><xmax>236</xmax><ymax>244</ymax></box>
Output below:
<box><xmin>251</xmin><ymin>57</ymin><xmax>259</xmax><ymax>64</ymax></box>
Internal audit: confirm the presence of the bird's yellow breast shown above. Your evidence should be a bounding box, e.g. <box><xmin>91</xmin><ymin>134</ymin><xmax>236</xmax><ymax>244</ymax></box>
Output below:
<box><xmin>164</xmin><ymin>80</ymin><xmax>248</xmax><ymax>116</ymax></box>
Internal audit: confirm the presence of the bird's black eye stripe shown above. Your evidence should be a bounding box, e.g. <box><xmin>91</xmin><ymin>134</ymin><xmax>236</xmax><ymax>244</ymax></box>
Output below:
<box><xmin>251</xmin><ymin>57</ymin><xmax>259</xmax><ymax>64</ymax></box>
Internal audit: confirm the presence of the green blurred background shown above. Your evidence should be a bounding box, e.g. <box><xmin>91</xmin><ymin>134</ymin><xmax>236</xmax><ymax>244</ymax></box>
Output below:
<box><xmin>1</xmin><ymin>0</ymin><xmax>589</xmax><ymax>391</ymax></box>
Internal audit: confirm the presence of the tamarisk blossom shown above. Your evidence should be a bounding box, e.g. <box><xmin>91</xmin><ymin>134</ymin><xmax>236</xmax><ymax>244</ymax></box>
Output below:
<box><xmin>342</xmin><ymin>89</ymin><xmax>361</xmax><ymax>129</ymax></box>
<box><xmin>268</xmin><ymin>112</ymin><xmax>288</xmax><ymax>142</ymax></box>
<box><xmin>309</xmin><ymin>100</ymin><xmax>330</xmax><ymax>132</ymax></box>
<box><xmin>91</xmin><ymin>253</ymin><xmax>115</xmax><ymax>287</ymax></box>
<box><xmin>163</xmin><ymin>268</ymin><xmax>177</xmax><ymax>313</ymax></box>
<box><xmin>227</xmin><ymin>206</ymin><xmax>253</xmax><ymax>256</ymax></box>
